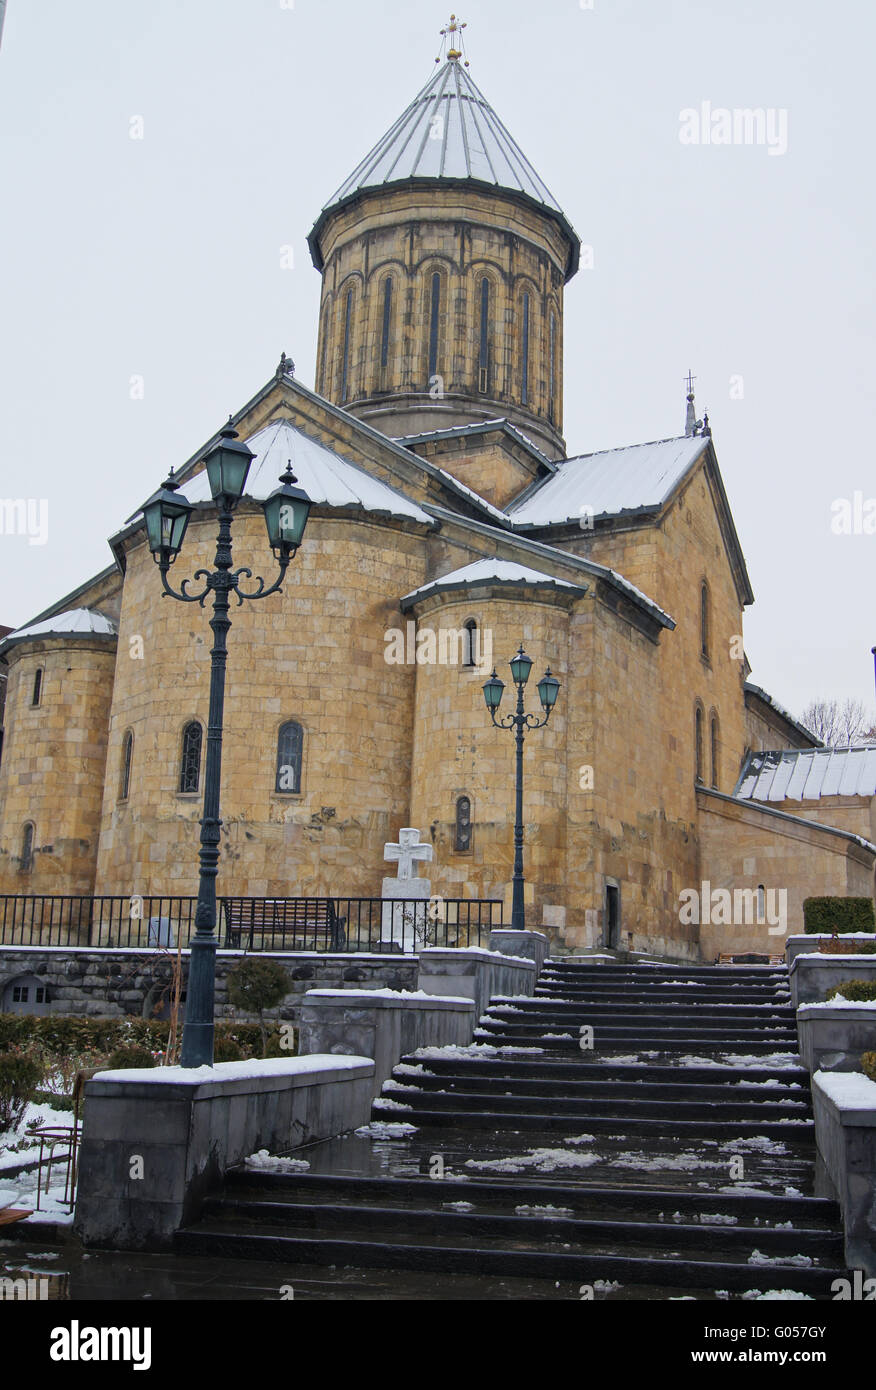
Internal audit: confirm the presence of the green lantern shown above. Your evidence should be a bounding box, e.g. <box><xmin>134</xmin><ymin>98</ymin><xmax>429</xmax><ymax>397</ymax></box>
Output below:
<box><xmin>509</xmin><ymin>645</ymin><xmax>533</xmax><ymax>686</ymax></box>
<box><xmin>263</xmin><ymin>462</ymin><xmax>312</xmax><ymax>555</ymax></box>
<box><xmin>482</xmin><ymin>669</ymin><xmax>505</xmax><ymax>711</ymax></box>
<box><xmin>140</xmin><ymin>470</ymin><xmax>194</xmax><ymax>562</ymax></box>
<box><xmin>203</xmin><ymin>422</ymin><xmax>254</xmax><ymax>502</ymax></box>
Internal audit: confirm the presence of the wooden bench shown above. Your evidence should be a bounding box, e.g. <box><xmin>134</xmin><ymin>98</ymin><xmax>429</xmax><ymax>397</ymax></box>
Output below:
<box><xmin>221</xmin><ymin>898</ymin><xmax>347</xmax><ymax>952</ymax></box>
<box><xmin>717</xmin><ymin>952</ymin><xmax>784</xmax><ymax>965</ymax></box>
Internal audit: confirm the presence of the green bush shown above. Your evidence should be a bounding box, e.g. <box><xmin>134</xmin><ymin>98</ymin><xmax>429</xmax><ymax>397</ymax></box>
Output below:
<box><xmin>213</xmin><ymin>1034</ymin><xmax>243</xmax><ymax>1062</ymax></box>
<box><xmin>0</xmin><ymin>1015</ymin><xmax>275</xmax><ymax>1066</ymax></box>
<box><xmin>803</xmin><ymin>897</ymin><xmax>876</xmax><ymax>934</ymax></box>
<box><xmin>226</xmin><ymin>959</ymin><xmax>290</xmax><ymax>1056</ymax></box>
<box><xmin>826</xmin><ymin>979</ymin><xmax>876</xmax><ymax>1003</ymax></box>
<box><xmin>106</xmin><ymin>1044</ymin><xmax>157</xmax><ymax>1070</ymax></box>
<box><xmin>0</xmin><ymin>1047</ymin><xmax>46</xmax><ymax>1130</ymax></box>
<box><xmin>862</xmin><ymin>1052</ymin><xmax>876</xmax><ymax>1083</ymax></box>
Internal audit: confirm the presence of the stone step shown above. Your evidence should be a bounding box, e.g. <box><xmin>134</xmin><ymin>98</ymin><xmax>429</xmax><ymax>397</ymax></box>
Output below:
<box><xmin>196</xmin><ymin>1195</ymin><xmax>846</xmax><ymax>1263</ymax></box>
<box><xmin>370</xmin><ymin>1103</ymin><xmax>814</xmax><ymax>1140</ymax></box>
<box><xmin>470</xmin><ymin>1027</ymin><xmax>799</xmax><ymax>1049</ymax></box>
<box><xmin>174</xmin><ymin>1224</ymin><xmax>845</xmax><ymax>1295</ymax></box>
<box><xmin>402</xmin><ymin>1056</ymin><xmax>808</xmax><ymax>1085</ymax></box>
<box><xmin>387</xmin><ymin>1073</ymin><xmax>810</xmax><ymax>1105</ymax></box>
<box><xmin>223</xmin><ymin>1170</ymin><xmax>840</xmax><ymax>1226</ymax></box>
<box><xmin>485</xmin><ymin>1004</ymin><xmax>797</xmax><ymax>1021</ymax></box>
<box><xmin>380</xmin><ymin>1089</ymin><xmax>810</xmax><ymax>1123</ymax></box>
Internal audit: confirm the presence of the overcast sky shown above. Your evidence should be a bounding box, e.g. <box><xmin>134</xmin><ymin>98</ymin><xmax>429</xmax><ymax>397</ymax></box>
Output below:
<box><xmin>1</xmin><ymin>0</ymin><xmax>874</xmax><ymax>724</ymax></box>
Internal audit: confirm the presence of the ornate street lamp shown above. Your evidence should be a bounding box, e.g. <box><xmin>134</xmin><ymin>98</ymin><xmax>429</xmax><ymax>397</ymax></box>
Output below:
<box><xmin>482</xmin><ymin>645</ymin><xmax>560</xmax><ymax>932</ymax></box>
<box><xmin>139</xmin><ymin>423</ymin><xmax>311</xmax><ymax>1067</ymax></box>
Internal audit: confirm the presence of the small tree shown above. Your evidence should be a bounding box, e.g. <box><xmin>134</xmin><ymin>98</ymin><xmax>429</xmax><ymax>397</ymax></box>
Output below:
<box><xmin>226</xmin><ymin>959</ymin><xmax>290</xmax><ymax>1057</ymax></box>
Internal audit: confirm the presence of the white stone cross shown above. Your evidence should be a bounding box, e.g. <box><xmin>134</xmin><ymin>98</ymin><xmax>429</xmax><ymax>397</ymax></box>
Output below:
<box><xmin>384</xmin><ymin>826</ymin><xmax>433</xmax><ymax>881</ymax></box>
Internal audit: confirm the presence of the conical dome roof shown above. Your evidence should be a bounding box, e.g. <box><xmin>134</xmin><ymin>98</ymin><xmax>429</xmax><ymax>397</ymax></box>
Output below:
<box><xmin>308</xmin><ymin>58</ymin><xmax>579</xmax><ymax>274</ymax></box>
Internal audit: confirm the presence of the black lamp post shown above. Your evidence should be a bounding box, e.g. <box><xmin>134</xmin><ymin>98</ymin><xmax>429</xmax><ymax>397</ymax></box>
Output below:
<box><xmin>139</xmin><ymin>423</ymin><xmax>311</xmax><ymax>1067</ymax></box>
<box><xmin>482</xmin><ymin>646</ymin><xmax>560</xmax><ymax>932</ymax></box>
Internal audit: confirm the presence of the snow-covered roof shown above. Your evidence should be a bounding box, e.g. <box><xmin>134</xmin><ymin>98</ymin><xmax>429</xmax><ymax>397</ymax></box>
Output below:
<box><xmin>507</xmin><ymin>435</ymin><xmax>710</xmax><ymax>528</ymax></box>
<box><xmin>400</xmin><ymin>558</ymin><xmax>585</xmax><ymax>608</ymax></box>
<box><xmin>744</xmin><ymin>682</ymin><xmax>821</xmax><ymax>748</ymax></box>
<box><xmin>0</xmin><ymin>607</ymin><xmax>117</xmax><ymax>654</ymax></box>
<box><xmin>130</xmin><ymin>420</ymin><xmax>435</xmax><ymax>529</ymax></box>
<box><xmin>735</xmin><ymin>747</ymin><xmax>876</xmax><ymax>802</ymax></box>
<box><xmin>310</xmin><ymin>60</ymin><xmax>579</xmax><ymax>274</ymax></box>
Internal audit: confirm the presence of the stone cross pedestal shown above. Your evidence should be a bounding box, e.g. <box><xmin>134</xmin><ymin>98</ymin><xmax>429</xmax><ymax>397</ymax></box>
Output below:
<box><xmin>381</xmin><ymin>827</ymin><xmax>434</xmax><ymax>952</ymax></box>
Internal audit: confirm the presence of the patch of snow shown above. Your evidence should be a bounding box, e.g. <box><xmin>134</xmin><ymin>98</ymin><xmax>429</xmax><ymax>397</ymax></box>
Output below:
<box><xmin>514</xmin><ymin>1204</ymin><xmax>575</xmax><ymax>1217</ymax></box>
<box><xmin>243</xmin><ymin>1149</ymin><xmax>310</xmax><ymax>1174</ymax></box>
<box><xmin>354</xmin><ymin>1120</ymin><xmax>418</xmax><ymax>1139</ymax></box>
<box><xmin>465</xmin><ymin>1148</ymin><xmax>601</xmax><ymax>1174</ymax></box>
<box><xmin>741</xmin><ymin>1289</ymin><xmax>814</xmax><ymax>1301</ymax></box>
<box><xmin>721</xmin><ymin>1137</ymin><xmax>788</xmax><ymax>1156</ymax></box>
<box><xmin>372</xmin><ymin>1097</ymin><xmax>413</xmax><ymax>1112</ymax></box>
<box><xmin>747</xmin><ymin>1250</ymin><xmax>814</xmax><ymax>1267</ymax></box>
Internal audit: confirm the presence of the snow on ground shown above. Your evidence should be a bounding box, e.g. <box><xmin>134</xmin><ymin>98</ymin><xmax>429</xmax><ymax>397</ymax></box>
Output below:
<box><xmin>514</xmin><ymin>1204</ymin><xmax>575</xmax><ymax>1217</ymax></box>
<box><xmin>443</xmin><ymin>1200</ymin><xmax>475</xmax><ymax>1212</ymax></box>
<box><xmin>721</xmin><ymin>1136</ymin><xmax>788</xmax><ymax>1155</ymax></box>
<box><xmin>393</xmin><ymin>1063</ymin><xmax>434</xmax><ymax>1077</ymax></box>
<box><xmin>0</xmin><ymin>1101</ymin><xmax>74</xmax><ymax>1173</ymax></box>
<box><xmin>747</xmin><ymin>1250</ymin><xmax>814</xmax><ymax>1267</ymax></box>
<box><xmin>465</xmin><ymin>1148</ymin><xmax>602</xmax><ymax>1174</ymax></box>
<box><xmin>741</xmin><ymin>1289</ymin><xmax>814</xmax><ymax>1300</ymax></box>
<box><xmin>372</xmin><ymin>1097</ymin><xmax>413</xmax><ymax>1112</ymax></box>
<box><xmin>412</xmin><ymin>1043</ymin><xmax>543</xmax><ymax>1058</ymax></box>
<box><xmin>243</xmin><ymin>1150</ymin><xmax>310</xmax><ymax>1174</ymax></box>
<box><xmin>354</xmin><ymin>1120</ymin><xmax>418</xmax><ymax>1139</ymax></box>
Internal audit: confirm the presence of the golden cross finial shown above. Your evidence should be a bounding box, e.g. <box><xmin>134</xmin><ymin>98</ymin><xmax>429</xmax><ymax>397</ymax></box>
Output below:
<box><xmin>436</xmin><ymin>13</ymin><xmax>469</xmax><ymax>65</ymax></box>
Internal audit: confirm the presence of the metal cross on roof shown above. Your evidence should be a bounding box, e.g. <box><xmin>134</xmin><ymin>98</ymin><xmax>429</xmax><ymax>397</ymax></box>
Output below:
<box><xmin>685</xmin><ymin>369</ymin><xmax>696</xmax><ymax>397</ymax></box>
<box><xmin>436</xmin><ymin>12</ymin><xmax>469</xmax><ymax>66</ymax></box>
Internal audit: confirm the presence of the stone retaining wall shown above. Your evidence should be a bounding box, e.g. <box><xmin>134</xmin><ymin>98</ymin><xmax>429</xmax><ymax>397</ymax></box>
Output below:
<box><xmin>0</xmin><ymin>946</ymin><xmax>417</xmax><ymax>1024</ymax></box>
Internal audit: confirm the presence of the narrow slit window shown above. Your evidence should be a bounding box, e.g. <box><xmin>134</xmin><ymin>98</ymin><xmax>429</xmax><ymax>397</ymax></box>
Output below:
<box><xmin>521</xmin><ymin>292</ymin><xmax>530</xmax><ymax>405</ymax></box>
<box><xmin>549</xmin><ymin>310</ymin><xmax>556</xmax><ymax>421</ymax></box>
<box><xmin>428</xmin><ymin>272</ymin><xmax>441</xmax><ymax>381</ymax></box>
<box><xmin>341</xmin><ymin>288</ymin><xmax>354</xmax><ymax>402</ymax></box>
<box><xmin>701</xmin><ymin>581</ymin><xmax>710</xmax><ymax>659</ymax></box>
<box><xmin>381</xmin><ymin>277</ymin><xmax>393</xmax><ymax>370</ymax></box>
<box><xmin>21</xmin><ymin>822</ymin><xmax>34</xmax><ymax>872</ymax></box>
<box><xmin>276</xmin><ymin>720</ymin><xmax>303</xmax><ymax>793</ymax></box>
<box><xmin>694</xmin><ymin>705</ymin><xmax>704</xmax><ymax>784</ymax></box>
<box><xmin>455</xmin><ymin>796</ymin><xmax>472</xmax><ymax>853</ymax></box>
<box><xmin>179</xmin><ymin>722</ymin><xmax>202</xmax><ymax>794</ymax></box>
<box><xmin>120</xmin><ymin>730</ymin><xmax>133</xmax><ymax>801</ymax></box>
<box><xmin>462</xmin><ymin>619</ymin><xmax>477</xmax><ymax>668</ymax></box>
<box><xmin>478</xmin><ymin>277</ymin><xmax>490</xmax><ymax>393</ymax></box>
<box><xmin>32</xmin><ymin>668</ymin><xmax>43</xmax><ymax>707</ymax></box>
<box><xmin>710</xmin><ymin>713</ymin><xmax>719</xmax><ymax>789</ymax></box>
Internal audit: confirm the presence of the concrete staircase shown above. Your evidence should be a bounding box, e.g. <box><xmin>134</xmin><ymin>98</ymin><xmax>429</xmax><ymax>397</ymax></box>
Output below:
<box><xmin>176</xmin><ymin>959</ymin><xmax>848</xmax><ymax>1298</ymax></box>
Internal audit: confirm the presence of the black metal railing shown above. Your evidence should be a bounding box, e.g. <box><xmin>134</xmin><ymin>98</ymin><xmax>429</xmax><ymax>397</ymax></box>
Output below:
<box><xmin>0</xmin><ymin>894</ymin><xmax>503</xmax><ymax>952</ymax></box>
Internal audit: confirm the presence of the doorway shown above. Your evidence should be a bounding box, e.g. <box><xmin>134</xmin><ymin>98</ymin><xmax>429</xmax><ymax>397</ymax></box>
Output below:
<box><xmin>604</xmin><ymin>881</ymin><xmax>621</xmax><ymax>949</ymax></box>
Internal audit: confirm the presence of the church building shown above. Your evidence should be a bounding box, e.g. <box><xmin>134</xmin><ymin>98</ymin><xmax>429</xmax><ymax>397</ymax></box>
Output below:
<box><xmin>1</xmin><ymin>30</ymin><xmax>873</xmax><ymax>958</ymax></box>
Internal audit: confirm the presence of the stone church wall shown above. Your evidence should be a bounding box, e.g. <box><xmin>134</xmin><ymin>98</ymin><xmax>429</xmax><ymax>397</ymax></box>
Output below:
<box><xmin>0</xmin><ymin>637</ymin><xmax>116</xmax><ymax>896</ymax></box>
<box><xmin>408</xmin><ymin>588</ymin><xmax>570</xmax><ymax>923</ymax></box>
<box><xmin>696</xmin><ymin>789</ymin><xmax>876</xmax><ymax>958</ymax></box>
<box><xmin>94</xmin><ymin>507</ymin><xmax>431</xmax><ymax>900</ymax></box>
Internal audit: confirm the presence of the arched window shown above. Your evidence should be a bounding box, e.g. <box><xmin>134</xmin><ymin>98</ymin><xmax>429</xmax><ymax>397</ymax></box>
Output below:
<box><xmin>710</xmin><ymin>711</ymin><xmax>720</xmax><ymax>789</ymax></box>
<box><xmin>428</xmin><ymin>272</ymin><xmax>441</xmax><ymax>382</ymax></box>
<box><xmin>462</xmin><ymin>619</ymin><xmax>478</xmax><ymax>668</ymax></box>
<box><xmin>548</xmin><ymin>310</ymin><xmax>557</xmax><ymax>422</ymax></box>
<box><xmin>21</xmin><ymin>822</ymin><xmax>34</xmax><ymax>872</ymax></box>
<box><xmin>319</xmin><ymin>301</ymin><xmax>331</xmax><ymax>394</ymax></box>
<box><xmin>179</xmin><ymin>722</ymin><xmax>202</xmax><ymax>794</ymax></box>
<box><xmin>478</xmin><ymin>276</ymin><xmax>490</xmax><ymax>393</ymax></box>
<box><xmin>276</xmin><ymin>720</ymin><xmax>303</xmax><ymax>793</ymax></box>
<box><xmin>32</xmin><ymin>668</ymin><xmax>43</xmax><ymax>707</ymax></box>
<box><xmin>521</xmin><ymin>292</ymin><xmax>530</xmax><ymax>405</ymax></box>
<box><xmin>455</xmin><ymin>795</ymin><xmax>472</xmax><ymax>853</ymax></box>
<box><xmin>700</xmin><ymin>580</ymin><xmax>710</xmax><ymax>659</ymax></box>
<box><xmin>380</xmin><ymin>276</ymin><xmax>393</xmax><ymax>371</ymax></box>
<box><xmin>694</xmin><ymin>704</ymin><xmax>704</xmax><ymax>784</ymax></box>
<box><xmin>340</xmin><ymin>287</ymin><xmax>354</xmax><ymax>402</ymax></box>
<box><xmin>120</xmin><ymin>730</ymin><xmax>134</xmax><ymax>801</ymax></box>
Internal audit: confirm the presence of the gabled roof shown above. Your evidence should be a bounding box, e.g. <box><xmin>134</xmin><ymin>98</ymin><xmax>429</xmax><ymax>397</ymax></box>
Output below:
<box><xmin>121</xmin><ymin>419</ymin><xmax>436</xmax><ymax>536</ymax></box>
<box><xmin>735</xmin><ymin>746</ymin><xmax>876</xmax><ymax>802</ymax></box>
<box><xmin>308</xmin><ymin>60</ymin><xmax>580</xmax><ymax>277</ymax></box>
<box><xmin>506</xmin><ymin>435</ymin><xmax>710</xmax><ymax>527</ymax></box>
<box><xmin>744</xmin><ymin>682</ymin><xmax>821</xmax><ymax>749</ymax></box>
<box><xmin>173</xmin><ymin>420</ymin><xmax>435</xmax><ymax>526</ymax></box>
<box><xmin>400</xmin><ymin>558</ymin><xmax>586</xmax><ymax>609</ymax></box>
<box><xmin>0</xmin><ymin>607</ymin><xmax>117</xmax><ymax>656</ymax></box>
<box><xmin>395</xmin><ymin>418</ymin><xmax>558</xmax><ymax>473</ymax></box>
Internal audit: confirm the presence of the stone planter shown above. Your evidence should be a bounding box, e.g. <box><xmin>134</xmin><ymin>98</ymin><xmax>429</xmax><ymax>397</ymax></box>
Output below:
<box><xmin>785</xmin><ymin>934</ymin><xmax>876</xmax><ymax>967</ymax></box>
<box><xmin>812</xmin><ymin>1070</ymin><xmax>876</xmax><ymax>1276</ymax></box>
<box><xmin>796</xmin><ymin>1002</ymin><xmax>876</xmax><ymax>1074</ymax></box>
<box><xmin>789</xmin><ymin>953</ymin><xmax>876</xmax><ymax>1007</ymax></box>
<box><xmin>299</xmin><ymin>988</ymin><xmax>475</xmax><ymax>1097</ymax></box>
